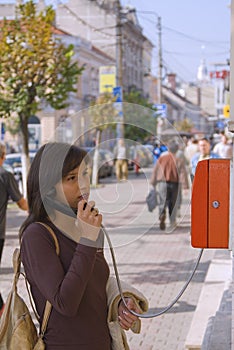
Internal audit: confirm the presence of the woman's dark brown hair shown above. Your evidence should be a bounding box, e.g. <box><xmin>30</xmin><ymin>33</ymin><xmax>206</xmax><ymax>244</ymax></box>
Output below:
<box><xmin>20</xmin><ymin>142</ymin><xmax>88</xmax><ymax>238</ymax></box>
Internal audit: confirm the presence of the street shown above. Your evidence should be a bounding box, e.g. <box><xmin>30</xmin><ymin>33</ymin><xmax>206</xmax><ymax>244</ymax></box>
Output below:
<box><xmin>0</xmin><ymin>167</ymin><xmax>231</xmax><ymax>350</ymax></box>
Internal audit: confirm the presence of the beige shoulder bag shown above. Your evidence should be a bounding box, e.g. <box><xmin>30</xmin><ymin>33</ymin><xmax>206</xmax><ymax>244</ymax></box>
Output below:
<box><xmin>0</xmin><ymin>222</ymin><xmax>59</xmax><ymax>350</ymax></box>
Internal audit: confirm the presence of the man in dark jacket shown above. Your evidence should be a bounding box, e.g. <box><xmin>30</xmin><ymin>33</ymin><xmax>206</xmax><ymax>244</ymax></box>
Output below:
<box><xmin>150</xmin><ymin>140</ymin><xmax>189</xmax><ymax>230</ymax></box>
<box><xmin>0</xmin><ymin>142</ymin><xmax>28</xmax><ymax>316</ymax></box>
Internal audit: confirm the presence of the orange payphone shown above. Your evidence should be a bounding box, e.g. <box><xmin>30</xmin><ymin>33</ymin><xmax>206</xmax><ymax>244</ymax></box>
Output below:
<box><xmin>191</xmin><ymin>159</ymin><xmax>230</xmax><ymax>249</ymax></box>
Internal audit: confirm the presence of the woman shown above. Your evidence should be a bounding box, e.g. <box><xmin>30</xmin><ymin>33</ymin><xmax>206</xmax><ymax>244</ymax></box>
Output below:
<box><xmin>20</xmin><ymin>142</ymin><xmax>142</xmax><ymax>350</ymax></box>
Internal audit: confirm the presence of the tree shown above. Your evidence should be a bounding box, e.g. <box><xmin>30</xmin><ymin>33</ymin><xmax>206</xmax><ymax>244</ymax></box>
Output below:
<box><xmin>123</xmin><ymin>88</ymin><xmax>156</xmax><ymax>142</ymax></box>
<box><xmin>89</xmin><ymin>93</ymin><xmax>117</xmax><ymax>185</ymax></box>
<box><xmin>0</xmin><ymin>0</ymin><xmax>84</xmax><ymax>173</ymax></box>
<box><xmin>174</xmin><ymin>118</ymin><xmax>193</xmax><ymax>133</ymax></box>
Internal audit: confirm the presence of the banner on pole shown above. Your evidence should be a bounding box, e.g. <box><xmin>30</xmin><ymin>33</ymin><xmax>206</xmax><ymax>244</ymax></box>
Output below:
<box><xmin>99</xmin><ymin>66</ymin><xmax>116</xmax><ymax>94</ymax></box>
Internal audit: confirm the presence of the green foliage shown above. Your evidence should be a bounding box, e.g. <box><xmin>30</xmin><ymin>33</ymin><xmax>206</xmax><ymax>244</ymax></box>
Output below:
<box><xmin>0</xmin><ymin>0</ymin><xmax>83</xmax><ymax>153</ymax></box>
<box><xmin>174</xmin><ymin>117</ymin><xmax>193</xmax><ymax>132</ymax></box>
<box><xmin>5</xmin><ymin>117</ymin><xmax>20</xmax><ymax>136</ymax></box>
<box><xmin>89</xmin><ymin>89</ymin><xmax>156</xmax><ymax>143</ymax></box>
<box><xmin>124</xmin><ymin>89</ymin><xmax>152</xmax><ymax>109</ymax></box>
<box><xmin>89</xmin><ymin>93</ymin><xmax>118</xmax><ymax>133</ymax></box>
<box><xmin>123</xmin><ymin>88</ymin><xmax>156</xmax><ymax>141</ymax></box>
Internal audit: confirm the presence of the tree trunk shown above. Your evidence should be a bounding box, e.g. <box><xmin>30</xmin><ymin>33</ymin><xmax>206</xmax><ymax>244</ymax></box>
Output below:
<box><xmin>92</xmin><ymin>129</ymin><xmax>101</xmax><ymax>186</ymax></box>
<box><xmin>19</xmin><ymin>113</ymin><xmax>30</xmax><ymax>197</ymax></box>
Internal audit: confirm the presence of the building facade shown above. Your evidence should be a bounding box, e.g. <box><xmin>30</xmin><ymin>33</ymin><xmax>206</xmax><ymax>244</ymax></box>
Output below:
<box><xmin>0</xmin><ymin>0</ymin><xmax>154</xmax><ymax>148</ymax></box>
<box><xmin>56</xmin><ymin>0</ymin><xmax>153</xmax><ymax>97</ymax></box>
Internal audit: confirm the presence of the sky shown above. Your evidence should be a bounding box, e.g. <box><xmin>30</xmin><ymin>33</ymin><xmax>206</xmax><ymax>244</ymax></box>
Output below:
<box><xmin>120</xmin><ymin>0</ymin><xmax>231</xmax><ymax>83</ymax></box>
<box><xmin>1</xmin><ymin>0</ymin><xmax>231</xmax><ymax>83</ymax></box>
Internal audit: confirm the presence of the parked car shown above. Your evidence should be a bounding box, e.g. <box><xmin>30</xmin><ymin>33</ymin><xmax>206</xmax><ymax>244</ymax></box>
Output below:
<box><xmin>4</xmin><ymin>152</ymin><xmax>36</xmax><ymax>168</ymax></box>
<box><xmin>4</xmin><ymin>152</ymin><xmax>36</xmax><ymax>182</ymax></box>
<box><xmin>129</xmin><ymin>145</ymin><xmax>153</xmax><ymax>168</ymax></box>
<box><xmin>142</xmin><ymin>144</ymin><xmax>154</xmax><ymax>165</ymax></box>
<box><xmin>2</xmin><ymin>163</ymin><xmax>14</xmax><ymax>174</ymax></box>
<box><xmin>100</xmin><ymin>149</ymin><xmax>114</xmax><ymax>177</ymax></box>
<box><xmin>82</xmin><ymin>147</ymin><xmax>114</xmax><ymax>179</ymax></box>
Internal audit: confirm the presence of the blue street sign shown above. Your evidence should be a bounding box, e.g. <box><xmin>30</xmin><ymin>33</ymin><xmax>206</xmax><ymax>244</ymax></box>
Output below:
<box><xmin>1</xmin><ymin>122</ymin><xmax>5</xmax><ymax>140</ymax></box>
<box><xmin>216</xmin><ymin>120</ymin><xmax>226</xmax><ymax>130</ymax></box>
<box><xmin>113</xmin><ymin>86</ymin><xmax>123</xmax><ymax>103</ymax></box>
<box><xmin>153</xmin><ymin>103</ymin><xmax>167</xmax><ymax>118</ymax></box>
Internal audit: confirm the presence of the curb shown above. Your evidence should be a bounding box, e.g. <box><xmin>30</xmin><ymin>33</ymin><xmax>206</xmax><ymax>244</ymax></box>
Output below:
<box><xmin>185</xmin><ymin>250</ymin><xmax>232</xmax><ymax>349</ymax></box>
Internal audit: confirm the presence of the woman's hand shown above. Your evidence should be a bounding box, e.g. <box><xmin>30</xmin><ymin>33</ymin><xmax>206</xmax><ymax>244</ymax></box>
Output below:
<box><xmin>118</xmin><ymin>298</ymin><xmax>140</xmax><ymax>331</ymax></box>
<box><xmin>76</xmin><ymin>200</ymin><xmax>102</xmax><ymax>241</ymax></box>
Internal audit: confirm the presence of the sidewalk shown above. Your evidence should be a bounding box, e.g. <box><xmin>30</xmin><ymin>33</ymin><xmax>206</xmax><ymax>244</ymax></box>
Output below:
<box><xmin>0</xmin><ymin>169</ymin><xmax>232</xmax><ymax>350</ymax></box>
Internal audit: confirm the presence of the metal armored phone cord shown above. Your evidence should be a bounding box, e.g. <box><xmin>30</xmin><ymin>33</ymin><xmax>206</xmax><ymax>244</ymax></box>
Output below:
<box><xmin>101</xmin><ymin>225</ymin><xmax>204</xmax><ymax>319</ymax></box>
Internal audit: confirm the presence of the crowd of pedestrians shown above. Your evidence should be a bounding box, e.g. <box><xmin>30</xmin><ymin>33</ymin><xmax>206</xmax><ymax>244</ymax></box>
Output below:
<box><xmin>148</xmin><ymin>131</ymin><xmax>233</xmax><ymax>230</ymax></box>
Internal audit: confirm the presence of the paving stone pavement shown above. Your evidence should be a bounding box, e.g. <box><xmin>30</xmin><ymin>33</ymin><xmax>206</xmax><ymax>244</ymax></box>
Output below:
<box><xmin>0</xmin><ymin>168</ymin><xmax>232</xmax><ymax>350</ymax></box>
<box><xmin>201</xmin><ymin>287</ymin><xmax>232</xmax><ymax>350</ymax></box>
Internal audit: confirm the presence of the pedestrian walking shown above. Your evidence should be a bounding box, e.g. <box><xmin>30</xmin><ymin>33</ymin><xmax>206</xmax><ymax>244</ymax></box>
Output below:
<box><xmin>150</xmin><ymin>140</ymin><xmax>189</xmax><ymax>230</ymax></box>
<box><xmin>176</xmin><ymin>143</ymin><xmax>189</xmax><ymax>218</ymax></box>
<box><xmin>184</xmin><ymin>137</ymin><xmax>199</xmax><ymax>164</ymax></box>
<box><xmin>114</xmin><ymin>139</ymin><xmax>129</xmax><ymax>181</ymax></box>
<box><xmin>133</xmin><ymin>145</ymin><xmax>141</xmax><ymax>176</ymax></box>
<box><xmin>152</xmin><ymin>142</ymin><xmax>167</xmax><ymax>164</ymax></box>
<box><xmin>190</xmin><ymin>137</ymin><xmax>220</xmax><ymax>181</ymax></box>
<box><xmin>0</xmin><ymin>142</ymin><xmax>28</xmax><ymax>316</ymax></box>
<box><xmin>19</xmin><ymin>142</ymin><xmax>147</xmax><ymax>350</ymax></box>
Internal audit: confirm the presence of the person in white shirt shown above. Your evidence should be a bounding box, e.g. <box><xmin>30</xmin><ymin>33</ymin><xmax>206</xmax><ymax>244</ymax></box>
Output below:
<box><xmin>114</xmin><ymin>139</ymin><xmax>129</xmax><ymax>181</ymax></box>
<box><xmin>213</xmin><ymin>133</ymin><xmax>233</xmax><ymax>159</ymax></box>
<box><xmin>184</xmin><ymin>137</ymin><xmax>199</xmax><ymax>163</ymax></box>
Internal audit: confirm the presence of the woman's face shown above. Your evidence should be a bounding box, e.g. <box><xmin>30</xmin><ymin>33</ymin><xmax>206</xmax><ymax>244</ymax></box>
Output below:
<box><xmin>55</xmin><ymin>160</ymin><xmax>90</xmax><ymax>209</ymax></box>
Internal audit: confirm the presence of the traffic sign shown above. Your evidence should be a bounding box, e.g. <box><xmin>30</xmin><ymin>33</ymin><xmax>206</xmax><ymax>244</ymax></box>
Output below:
<box><xmin>113</xmin><ymin>86</ymin><xmax>123</xmax><ymax>102</ymax></box>
<box><xmin>153</xmin><ymin>103</ymin><xmax>167</xmax><ymax>118</ymax></box>
<box><xmin>223</xmin><ymin>104</ymin><xmax>230</xmax><ymax>118</ymax></box>
<box><xmin>216</xmin><ymin>120</ymin><xmax>225</xmax><ymax>130</ymax></box>
<box><xmin>113</xmin><ymin>86</ymin><xmax>124</xmax><ymax>138</ymax></box>
<box><xmin>1</xmin><ymin>122</ymin><xmax>5</xmax><ymax>141</ymax></box>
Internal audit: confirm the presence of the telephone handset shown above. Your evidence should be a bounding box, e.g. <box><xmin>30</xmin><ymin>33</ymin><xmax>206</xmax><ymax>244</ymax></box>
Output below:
<box><xmin>44</xmin><ymin>195</ymin><xmax>77</xmax><ymax>218</ymax></box>
<box><xmin>44</xmin><ymin>195</ymin><xmax>92</xmax><ymax>218</ymax></box>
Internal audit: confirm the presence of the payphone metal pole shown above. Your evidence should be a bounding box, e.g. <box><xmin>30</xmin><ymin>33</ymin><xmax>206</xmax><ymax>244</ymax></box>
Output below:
<box><xmin>229</xmin><ymin>2</ymin><xmax>234</xmax><ymax>132</ymax></box>
<box><xmin>228</xmin><ymin>0</ymin><xmax>234</xmax><ymax>346</ymax></box>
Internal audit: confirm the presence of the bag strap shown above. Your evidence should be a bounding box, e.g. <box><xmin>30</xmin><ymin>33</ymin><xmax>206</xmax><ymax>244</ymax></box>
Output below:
<box><xmin>40</xmin><ymin>300</ymin><xmax>54</xmax><ymax>337</ymax></box>
<box><xmin>35</xmin><ymin>222</ymin><xmax>60</xmax><ymax>337</ymax></box>
<box><xmin>37</xmin><ymin>222</ymin><xmax>60</xmax><ymax>255</ymax></box>
<box><xmin>19</xmin><ymin>222</ymin><xmax>60</xmax><ymax>338</ymax></box>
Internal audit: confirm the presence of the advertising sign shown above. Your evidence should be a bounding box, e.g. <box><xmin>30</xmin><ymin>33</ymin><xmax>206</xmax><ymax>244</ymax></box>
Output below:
<box><xmin>99</xmin><ymin>66</ymin><xmax>116</xmax><ymax>94</ymax></box>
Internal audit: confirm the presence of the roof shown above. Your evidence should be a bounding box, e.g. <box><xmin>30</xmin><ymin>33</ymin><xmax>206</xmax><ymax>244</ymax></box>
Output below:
<box><xmin>0</xmin><ymin>19</ymin><xmax>70</xmax><ymax>36</ymax></box>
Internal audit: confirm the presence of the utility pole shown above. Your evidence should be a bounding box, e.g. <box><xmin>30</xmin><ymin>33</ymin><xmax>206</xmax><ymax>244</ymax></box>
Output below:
<box><xmin>116</xmin><ymin>0</ymin><xmax>123</xmax><ymax>88</ymax></box>
<box><xmin>137</xmin><ymin>11</ymin><xmax>163</xmax><ymax>103</ymax></box>
<box><xmin>115</xmin><ymin>0</ymin><xmax>124</xmax><ymax>139</ymax></box>
<box><xmin>157</xmin><ymin>16</ymin><xmax>163</xmax><ymax>104</ymax></box>
<box><xmin>157</xmin><ymin>16</ymin><xmax>163</xmax><ymax>137</ymax></box>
